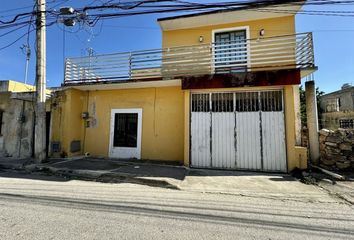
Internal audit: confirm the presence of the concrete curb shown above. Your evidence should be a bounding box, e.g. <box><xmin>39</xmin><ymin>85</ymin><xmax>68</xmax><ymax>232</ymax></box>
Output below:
<box><xmin>27</xmin><ymin>164</ymin><xmax>181</xmax><ymax>190</ymax></box>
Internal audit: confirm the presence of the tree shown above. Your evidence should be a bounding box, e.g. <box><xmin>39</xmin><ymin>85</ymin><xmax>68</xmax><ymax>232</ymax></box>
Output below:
<box><xmin>299</xmin><ymin>85</ymin><xmax>324</xmax><ymax>128</ymax></box>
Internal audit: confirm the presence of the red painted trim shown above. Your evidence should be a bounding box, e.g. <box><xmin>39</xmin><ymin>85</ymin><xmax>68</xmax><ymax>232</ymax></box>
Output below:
<box><xmin>181</xmin><ymin>69</ymin><xmax>301</xmax><ymax>90</ymax></box>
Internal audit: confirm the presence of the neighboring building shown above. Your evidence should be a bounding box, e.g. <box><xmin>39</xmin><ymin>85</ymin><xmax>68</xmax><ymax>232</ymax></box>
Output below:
<box><xmin>0</xmin><ymin>80</ymin><xmax>53</xmax><ymax>158</ymax></box>
<box><xmin>0</xmin><ymin>80</ymin><xmax>36</xmax><ymax>92</ymax></box>
<box><xmin>0</xmin><ymin>80</ymin><xmax>36</xmax><ymax>158</ymax></box>
<box><xmin>320</xmin><ymin>84</ymin><xmax>354</xmax><ymax>130</ymax></box>
<box><xmin>50</xmin><ymin>2</ymin><xmax>316</xmax><ymax>172</ymax></box>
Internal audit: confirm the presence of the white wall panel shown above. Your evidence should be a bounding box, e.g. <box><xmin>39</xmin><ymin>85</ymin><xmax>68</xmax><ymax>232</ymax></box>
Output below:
<box><xmin>262</xmin><ymin>112</ymin><xmax>287</xmax><ymax>172</ymax></box>
<box><xmin>236</xmin><ymin>112</ymin><xmax>262</xmax><ymax>170</ymax></box>
<box><xmin>191</xmin><ymin>112</ymin><xmax>211</xmax><ymax>167</ymax></box>
<box><xmin>211</xmin><ymin>113</ymin><xmax>236</xmax><ymax>169</ymax></box>
<box><xmin>190</xmin><ymin>90</ymin><xmax>286</xmax><ymax>172</ymax></box>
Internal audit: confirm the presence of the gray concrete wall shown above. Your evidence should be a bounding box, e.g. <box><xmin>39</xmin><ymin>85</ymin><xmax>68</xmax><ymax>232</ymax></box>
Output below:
<box><xmin>321</xmin><ymin>111</ymin><xmax>354</xmax><ymax>130</ymax></box>
<box><xmin>0</xmin><ymin>92</ymin><xmax>35</xmax><ymax>158</ymax></box>
<box><xmin>320</xmin><ymin>87</ymin><xmax>354</xmax><ymax>112</ymax></box>
<box><xmin>0</xmin><ymin>81</ymin><xmax>9</xmax><ymax>92</ymax></box>
<box><xmin>0</xmin><ymin>92</ymin><xmax>11</xmax><ymax>155</ymax></box>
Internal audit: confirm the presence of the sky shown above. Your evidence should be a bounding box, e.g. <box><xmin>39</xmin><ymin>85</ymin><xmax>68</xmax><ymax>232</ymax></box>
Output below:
<box><xmin>0</xmin><ymin>0</ymin><xmax>354</xmax><ymax>93</ymax></box>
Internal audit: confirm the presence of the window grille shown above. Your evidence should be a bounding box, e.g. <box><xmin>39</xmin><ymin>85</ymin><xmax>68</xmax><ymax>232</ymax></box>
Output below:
<box><xmin>191</xmin><ymin>94</ymin><xmax>210</xmax><ymax>112</ymax></box>
<box><xmin>339</xmin><ymin>119</ymin><xmax>354</xmax><ymax>129</ymax></box>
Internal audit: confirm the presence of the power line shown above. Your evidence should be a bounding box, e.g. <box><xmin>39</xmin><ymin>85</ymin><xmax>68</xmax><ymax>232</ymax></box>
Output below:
<box><xmin>0</xmin><ymin>24</ymin><xmax>29</xmax><ymax>37</ymax></box>
<box><xmin>1</xmin><ymin>0</ymin><xmax>354</xmax><ymax>28</ymax></box>
<box><xmin>104</xmin><ymin>24</ymin><xmax>354</xmax><ymax>32</ymax></box>
<box><xmin>0</xmin><ymin>0</ymin><xmax>354</xmax><ymax>44</ymax></box>
<box><xmin>0</xmin><ymin>5</ymin><xmax>35</xmax><ymax>15</ymax></box>
<box><xmin>0</xmin><ymin>20</ymin><xmax>56</xmax><ymax>52</ymax></box>
<box><xmin>0</xmin><ymin>29</ymin><xmax>35</xmax><ymax>51</ymax></box>
<box><xmin>252</xmin><ymin>8</ymin><xmax>354</xmax><ymax>17</ymax></box>
<box><xmin>0</xmin><ymin>21</ymin><xmax>33</xmax><ymax>30</ymax></box>
<box><xmin>76</xmin><ymin>0</ymin><xmax>354</xmax><ymax>22</ymax></box>
<box><xmin>0</xmin><ymin>12</ymin><xmax>34</xmax><ymax>25</ymax></box>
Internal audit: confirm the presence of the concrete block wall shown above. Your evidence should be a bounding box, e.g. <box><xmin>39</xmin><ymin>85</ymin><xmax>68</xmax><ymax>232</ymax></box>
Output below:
<box><xmin>0</xmin><ymin>92</ymin><xmax>35</xmax><ymax>158</ymax></box>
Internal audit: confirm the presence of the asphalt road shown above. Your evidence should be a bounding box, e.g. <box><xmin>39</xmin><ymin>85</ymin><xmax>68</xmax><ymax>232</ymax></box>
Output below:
<box><xmin>0</xmin><ymin>171</ymin><xmax>354</xmax><ymax>240</ymax></box>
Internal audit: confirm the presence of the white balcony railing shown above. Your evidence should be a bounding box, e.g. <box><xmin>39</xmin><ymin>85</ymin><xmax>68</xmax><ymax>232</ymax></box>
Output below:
<box><xmin>64</xmin><ymin>32</ymin><xmax>315</xmax><ymax>85</ymax></box>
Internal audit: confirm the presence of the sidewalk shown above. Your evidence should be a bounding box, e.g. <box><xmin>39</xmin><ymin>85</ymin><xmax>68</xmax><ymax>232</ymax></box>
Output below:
<box><xmin>32</xmin><ymin>157</ymin><xmax>187</xmax><ymax>189</ymax></box>
<box><xmin>0</xmin><ymin>157</ymin><xmax>348</xmax><ymax>203</ymax></box>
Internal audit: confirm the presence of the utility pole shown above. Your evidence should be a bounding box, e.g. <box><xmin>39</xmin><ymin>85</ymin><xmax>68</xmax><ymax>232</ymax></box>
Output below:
<box><xmin>34</xmin><ymin>0</ymin><xmax>47</xmax><ymax>163</ymax></box>
<box><xmin>305</xmin><ymin>81</ymin><xmax>320</xmax><ymax>165</ymax></box>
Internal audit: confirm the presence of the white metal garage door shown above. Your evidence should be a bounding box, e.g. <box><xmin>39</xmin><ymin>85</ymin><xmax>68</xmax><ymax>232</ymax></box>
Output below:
<box><xmin>190</xmin><ymin>90</ymin><xmax>287</xmax><ymax>172</ymax></box>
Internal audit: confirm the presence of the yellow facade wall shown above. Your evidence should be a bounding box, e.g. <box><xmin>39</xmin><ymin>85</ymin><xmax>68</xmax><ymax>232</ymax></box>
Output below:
<box><xmin>0</xmin><ymin>80</ymin><xmax>51</xmax><ymax>94</ymax></box>
<box><xmin>0</xmin><ymin>80</ymin><xmax>36</xmax><ymax>92</ymax></box>
<box><xmin>183</xmin><ymin>91</ymin><xmax>190</xmax><ymax>166</ymax></box>
<box><xmin>84</xmin><ymin>86</ymin><xmax>185</xmax><ymax>161</ymax></box>
<box><xmin>283</xmin><ymin>85</ymin><xmax>308</xmax><ymax>171</ymax></box>
<box><xmin>162</xmin><ymin>15</ymin><xmax>306</xmax><ymax>172</ymax></box>
<box><xmin>50</xmin><ymin>86</ymin><xmax>185</xmax><ymax>162</ymax></box>
<box><xmin>49</xmin><ymin>15</ymin><xmax>306</xmax><ymax>172</ymax></box>
<box><xmin>50</xmin><ymin>89</ymin><xmax>86</xmax><ymax>157</ymax></box>
<box><xmin>162</xmin><ymin>16</ymin><xmax>295</xmax><ymax>48</ymax></box>
<box><xmin>7</xmin><ymin>80</ymin><xmax>35</xmax><ymax>92</ymax></box>
<box><xmin>51</xmin><ymin>85</ymin><xmax>306</xmax><ymax>171</ymax></box>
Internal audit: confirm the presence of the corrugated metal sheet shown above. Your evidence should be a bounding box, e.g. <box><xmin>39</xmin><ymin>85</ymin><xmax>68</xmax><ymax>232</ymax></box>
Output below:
<box><xmin>191</xmin><ymin>112</ymin><xmax>211</xmax><ymax>167</ymax></box>
<box><xmin>262</xmin><ymin>112</ymin><xmax>287</xmax><ymax>171</ymax></box>
<box><xmin>190</xmin><ymin>94</ymin><xmax>211</xmax><ymax>167</ymax></box>
<box><xmin>190</xmin><ymin>90</ymin><xmax>286</xmax><ymax>172</ymax></box>
<box><xmin>212</xmin><ymin>112</ymin><xmax>236</xmax><ymax>168</ymax></box>
<box><xmin>236</xmin><ymin>112</ymin><xmax>262</xmax><ymax>170</ymax></box>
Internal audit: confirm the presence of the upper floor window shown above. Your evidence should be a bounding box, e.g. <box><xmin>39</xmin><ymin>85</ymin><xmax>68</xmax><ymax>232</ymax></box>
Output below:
<box><xmin>214</xmin><ymin>29</ymin><xmax>248</xmax><ymax>73</ymax></box>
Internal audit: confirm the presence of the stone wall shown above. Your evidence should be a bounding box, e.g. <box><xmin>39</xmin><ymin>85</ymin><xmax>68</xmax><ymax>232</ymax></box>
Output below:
<box><xmin>319</xmin><ymin>129</ymin><xmax>354</xmax><ymax>171</ymax></box>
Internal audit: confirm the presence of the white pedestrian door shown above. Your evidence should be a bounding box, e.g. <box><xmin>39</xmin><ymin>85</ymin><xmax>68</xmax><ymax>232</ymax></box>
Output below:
<box><xmin>190</xmin><ymin>91</ymin><xmax>287</xmax><ymax>172</ymax></box>
<box><xmin>109</xmin><ymin>109</ymin><xmax>142</xmax><ymax>159</ymax></box>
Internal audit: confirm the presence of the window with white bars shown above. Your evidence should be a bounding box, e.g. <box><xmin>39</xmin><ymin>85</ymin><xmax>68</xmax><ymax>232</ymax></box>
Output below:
<box><xmin>212</xmin><ymin>93</ymin><xmax>234</xmax><ymax>112</ymax></box>
<box><xmin>260</xmin><ymin>91</ymin><xmax>283</xmax><ymax>112</ymax></box>
<box><xmin>191</xmin><ymin>94</ymin><xmax>210</xmax><ymax>112</ymax></box>
<box><xmin>191</xmin><ymin>91</ymin><xmax>283</xmax><ymax>113</ymax></box>
<box><xmin>214</xmin><ymin>30</ymin><xmax>248</xmax><ymax>73</ymax></box>
<box><xmin>235</xmin><ymin>92</ymin><xmax>259</xmax><ymax>112</ymax></box>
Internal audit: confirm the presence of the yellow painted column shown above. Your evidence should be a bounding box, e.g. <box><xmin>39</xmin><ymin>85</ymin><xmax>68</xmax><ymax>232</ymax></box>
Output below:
<box><xmin>284</xmin><ymin>85</ymin><xmax>296</xmax><ymax>171</ymax></box>
<box><xmin>184</xmin><ymin>90</ymin><xmax>190</xmax><ymax>166</ymax></box>
<box><xmin>58</xmin><ymin>89</ymin><xmax>86</xmax><ymax>157</ymax></box>
<box><xmin>284</xmin><ymin>85</ymin><xmax>308</xmax><ymax>171</ymax></box>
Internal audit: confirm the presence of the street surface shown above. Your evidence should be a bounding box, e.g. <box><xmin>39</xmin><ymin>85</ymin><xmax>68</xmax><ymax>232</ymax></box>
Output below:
<box><xmin>0</xmin><ymin>171</ymin><xmax>354</xmax><ymax>240</ymax></box>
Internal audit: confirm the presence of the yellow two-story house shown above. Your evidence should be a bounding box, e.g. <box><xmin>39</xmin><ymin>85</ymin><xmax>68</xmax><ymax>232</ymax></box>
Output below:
<box><xmin>51</xmin><ymin>2</ymin><xmax>316</xmax><ymax>172</ymax></box>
